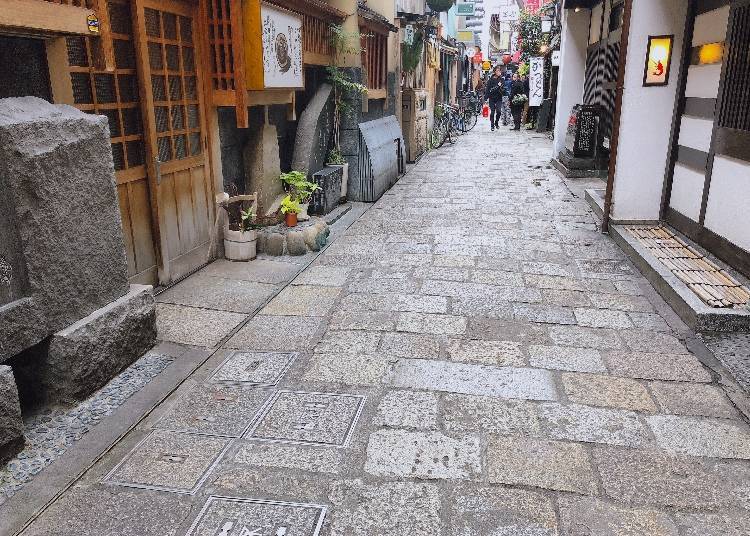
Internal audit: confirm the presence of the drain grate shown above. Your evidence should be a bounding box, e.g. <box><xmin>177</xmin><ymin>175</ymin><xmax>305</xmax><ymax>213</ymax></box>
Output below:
<box><xmin>627</xmin><ymin>226</ymin><xmax>750</xmax><ymax>309</ymax></box>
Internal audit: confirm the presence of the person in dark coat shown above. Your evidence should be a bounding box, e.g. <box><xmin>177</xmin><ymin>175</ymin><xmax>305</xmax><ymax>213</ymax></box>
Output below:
<box><xmin>509</xmin><ymin>73</ymin><xmax>526</xmax><ymax>130</ymax></box>
<box><xmin>484</xmin><ymin>66</ymin><xmax>505</xmax><ymax>131</ymax></box>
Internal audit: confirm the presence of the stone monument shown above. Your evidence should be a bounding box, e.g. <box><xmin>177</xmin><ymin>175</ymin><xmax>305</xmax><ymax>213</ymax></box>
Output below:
<box><xmin>0</xmin><ymin>97</ymin><xmax>156</xmax><ymax>460</ymax></box>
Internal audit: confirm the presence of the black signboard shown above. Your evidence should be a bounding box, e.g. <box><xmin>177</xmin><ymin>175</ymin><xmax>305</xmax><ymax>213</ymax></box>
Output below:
<box><xmin>564</xmin><ymin>104</ymin><xmax>600</xmax><ymax>158</ymax></box>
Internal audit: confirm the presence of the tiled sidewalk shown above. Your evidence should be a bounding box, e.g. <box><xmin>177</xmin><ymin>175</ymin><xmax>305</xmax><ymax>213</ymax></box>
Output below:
<box><xmin>13</xmin><ymin>123</ymin><xmax>750</xmax><ymax>536</ymax></box>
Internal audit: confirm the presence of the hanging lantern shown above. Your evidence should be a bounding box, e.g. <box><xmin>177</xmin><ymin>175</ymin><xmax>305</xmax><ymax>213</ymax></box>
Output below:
<box><xmin>427</xmin><ymin>0</ymin><xmax>455</xmax><ymax>13</ymax></box>
<box><xmin>502</xmin><ymin>54</ymin><xmax>512</xmax><ymax>65</ymax></box>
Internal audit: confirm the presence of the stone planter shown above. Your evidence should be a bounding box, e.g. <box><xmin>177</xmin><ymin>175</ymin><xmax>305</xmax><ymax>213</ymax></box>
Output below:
<box><xmin>223</xmin><ymin>228</ymin><xmax>257</xmax><ymax>261</ymax></box>
<box><xmin>327</xmin><ymin>162</ymin><xmax>349</xmax><ymax>199</ymax></box>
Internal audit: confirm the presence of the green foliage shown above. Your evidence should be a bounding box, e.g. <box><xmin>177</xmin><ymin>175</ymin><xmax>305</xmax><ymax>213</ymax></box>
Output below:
<box><xmin>427</xmin><ymin>0</ymin><xmax>454</xmax><ymax>13</ymax></box>
<box><xmin>280</xmin><ymin>195</ymin><xmax>301</xmax><ymax>215</ymax></box>
<box><xmin>518</xmin><ymin>62</ymin><xmax>530</xmax><ymax>76</ymax></box>
<box><xmin>327</xmin><ymin>24</ymin><xmax>368</xmax><ymax>154</ymax></box>
<box><xmin>327</xmin><ymin>148</ymin><xmax>346</xmax><ymax>165</ymax></box>
<box><xmin>513</xmin><ymin>9</ymin><xmax>550</xmax><ymax>65</ymax></box>
<box><xmin>221</xmin><ymin>195</ymin><xmax>256</xmax><ymax>232</ymax></box>
<box><xmin>401</xmin><ymin>33</ymin><xmax>423</xmax><ymax>73</ymax></box>
<box><xmin>280</xmin><ymin>171</ymin><xmax>319</xmax><ymax>204</ymax></box>
<box><xmin>512</xmin><ymin>94</ymin><xmax>529</xmax><ymax>106</ymax></box>
<box><xmin>240</xmin><ymin>207</ymin><xmax>255</xmax><ymax>232</ymax></box>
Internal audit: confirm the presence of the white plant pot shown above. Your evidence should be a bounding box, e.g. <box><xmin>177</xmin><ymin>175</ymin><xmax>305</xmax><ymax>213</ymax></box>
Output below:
<box><xmin>223</xmin><ymin>228</ymin><xmax>257</xmax><ymax>261</ymax></box>
<box><xmin>298</xmin><ymin>203</ymin><xmax>310</xmax><ymax>222</ymax></box>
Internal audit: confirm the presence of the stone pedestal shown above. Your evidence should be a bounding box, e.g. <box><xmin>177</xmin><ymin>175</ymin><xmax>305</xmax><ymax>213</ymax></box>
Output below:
<box><xmin>0</xmin><ymin>97</ymin><xmax>157</xmax><ymax>416</ymax></box>
<box><xmin>0</xmin><ymin>365</ymin><xmax>24</xmax><ymax>464</ymax></box>
<box><xmin>244</xmin><ymin>123</ymin><xmax>284</xmax><ymax>215</ymax></box>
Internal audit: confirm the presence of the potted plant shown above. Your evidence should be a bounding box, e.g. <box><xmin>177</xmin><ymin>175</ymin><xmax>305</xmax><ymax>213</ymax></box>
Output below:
<box><xmin>280</xmin><ymin>171</ymin><xmax>319</xmax><ymax>221</ymax></box>
<box><xmin>326</xmin><ymin>148</ymin><xmax>348</xmax><ymax>199</ymax></box>
<box><xmin>220</xmin><ymin>194</ymin><xmax>258</xmax><ymax>261</ymax></box>
<box><xmin>280</xmin><ymin>195</ymin><xmax>301</xmax><ymax>227</ymax></box>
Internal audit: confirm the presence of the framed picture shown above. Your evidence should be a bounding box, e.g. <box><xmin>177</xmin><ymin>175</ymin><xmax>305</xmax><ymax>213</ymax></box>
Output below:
<box><xmin>261</xmin><ymin>3</ymin><xmax>303</xmax><ymax>89</ymax></box>
<box><xmin>643</xmin><ymin>35</ymin><xmax>674</xmax><ymax>87</ymax></box>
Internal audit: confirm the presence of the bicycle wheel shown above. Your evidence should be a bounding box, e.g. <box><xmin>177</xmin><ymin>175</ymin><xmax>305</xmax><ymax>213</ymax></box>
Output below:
<box><xmin>429</xmin><ymin>119</ymin><xmax>447</xmax><ymax>149</ymax></box>
<box><xmin>463</xmin><ymin>110</ymin><xmax>478</xmax><ymax>132</ymax></box>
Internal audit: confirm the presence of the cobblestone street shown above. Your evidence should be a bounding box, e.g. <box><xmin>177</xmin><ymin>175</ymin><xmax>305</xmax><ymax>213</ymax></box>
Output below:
<box><xmin>14</xmin><ymin>122</ymin><xmax>750</xmax><ymax>536</ymax></box>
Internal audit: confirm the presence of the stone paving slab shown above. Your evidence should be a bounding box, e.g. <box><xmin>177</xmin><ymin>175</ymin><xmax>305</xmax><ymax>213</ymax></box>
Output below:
<box><xmin>154</xmin><ymin>384</ymin><xmax>273</xmax><ymax>437</ymax></box>
<box><xmin>389</xmin><ymin>359</ymin><xmax>558</xmax><ymax>401</ymax></box>
<box><xmin>157</xmin><ymin>274</ymin><xmax>277</xmax><ymax>313</ymax></box>
<box><xmin>12</xmin><ymin>119</ymin><xmax>750</xmax><ymax>536</ymax></box>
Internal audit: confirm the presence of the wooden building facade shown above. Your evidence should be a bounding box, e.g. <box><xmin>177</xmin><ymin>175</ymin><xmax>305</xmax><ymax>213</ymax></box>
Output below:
<box><xmin>0</xmin><ymin>0</ymin><xmax>347</xmax><ymax>286</ymax></box>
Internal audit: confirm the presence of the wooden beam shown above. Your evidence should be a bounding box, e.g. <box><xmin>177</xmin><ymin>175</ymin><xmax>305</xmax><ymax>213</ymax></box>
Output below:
<box><xmin>131</xmin><ymin>0</ymin><xmax>170</xmax><ymax>284</ymax></box>
<box><xmin>242</xmin><ymin>0</ymin><xmax>264</xmax><ymax>90</ymax></box>
<box><xmin>92</xmin><ymin>0</ymin><xmax>115</xmax><ymax>71</ymax></box>
<box><xmin>247</xmin><ymin>89</ymin><xmax>294</xmax><ymax>106</ymax></box>
<box><xmin>230</xmin><ymin>0</ymin><xmax>249</xmax><ymax>127</ymax></box>
<box><xmin>0</xmin><ymin>0</ymin><xmax>97</xmax><ymax>36</ymax></box>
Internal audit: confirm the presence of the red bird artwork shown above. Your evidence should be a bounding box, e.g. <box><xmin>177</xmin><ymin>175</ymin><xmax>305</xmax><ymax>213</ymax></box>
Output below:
<box><xmin>653</xmin><ymin>60</ymin><xmax>665</xmax><ymax>76</ymax></box>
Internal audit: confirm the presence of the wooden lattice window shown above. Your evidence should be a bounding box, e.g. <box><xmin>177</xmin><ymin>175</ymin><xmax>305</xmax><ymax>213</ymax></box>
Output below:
<box><xmin>66</xmin><ymin>0</ymin><xmax>145</xmax><ymax>172</ymax></box>
<box><xmin>361</xmin><ymin>30</ymin><xmax>387</xmax><ymax>91</ymax></box>
<box><xmin>718</xmin><ymin>4</ymin><xmax>750</xmax><ymax>132</ymax></box>
<box><xmin>303</xmin><ymin>15</ymin><xmax>333</xmax><ymax>60</ymax></box>
<box><xmin>206</xmin><ymin>0</ymin><xmax>235</xmax><ymax>91</ymax></box>
<box><xmin>43</xmin><ymin>0</ymin><xmax>94</xmax><ymax>6</ymax></box>
<box><xmin>144</xmin><ymin>7</ymin><xmax>201</xmax><ymax>161</ymax></box>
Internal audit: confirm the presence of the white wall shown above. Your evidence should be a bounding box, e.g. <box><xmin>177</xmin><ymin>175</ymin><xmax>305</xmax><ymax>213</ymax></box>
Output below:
<box><xmin>552</xmin><ymin>8</ymin><xmax>590</xmax><ymax>156</ymax></box>
<box><xmin>610</xmin><ymin>0</ymin><xmax>688</xmax><ymax>222</ymax></box>
<box><xmin>704</xmin><ymin>156</ymin><xmax>750</xmax><ymax>253</ymax></box>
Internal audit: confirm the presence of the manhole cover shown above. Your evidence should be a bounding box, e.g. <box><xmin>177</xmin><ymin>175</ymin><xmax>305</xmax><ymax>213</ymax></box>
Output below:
<box><xmin>209</xmin><ymin>351</ymin><xmax>298</xmax><ymax>386</ymax></box>
<box><xmin>185</xmin><ymin>496</ymin><xmax>326</xmax><ymax>536</ymax></box>
<box><xmin>103</xmin><ymin>430</ymin><xmax>230</xmax><ymax>494</ymax></box>
<box><xmin>244</xmin><ymin>391</ymin><xmax>365</xmax><ymax>447</ymax></box>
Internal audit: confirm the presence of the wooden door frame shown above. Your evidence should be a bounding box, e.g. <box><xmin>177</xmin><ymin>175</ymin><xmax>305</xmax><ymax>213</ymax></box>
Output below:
<box><xmin>131</xmin><ymin>0</ymin><xmax>215</xmax><ymax>285</ymax></box>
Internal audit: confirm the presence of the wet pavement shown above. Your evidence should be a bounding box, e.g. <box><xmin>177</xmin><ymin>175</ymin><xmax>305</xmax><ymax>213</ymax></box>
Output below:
<box><xmin>9</xmin><ymin>122</ymin><xmax>750</xmax><ymax>536</ymax></box>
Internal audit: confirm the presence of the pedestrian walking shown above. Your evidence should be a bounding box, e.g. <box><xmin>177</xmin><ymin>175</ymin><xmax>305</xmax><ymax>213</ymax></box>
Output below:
<box><xmin>521</xmin><ymin>74</ymin><xmax>530</xmax><ymax>126</ymax></box>
<box><xmin>510</xmin><ymin>73</ymin><xmax>527</xmax><ymax>131</ymax></box>
<box><xmin>501</xmin><ymin>72</ymin><xmax>513</xmax><ymax>126</ymax></box>
<box><xmin>484</xmin><ymin>66</ymin><xmax>505</xmax><ymax>132</ymax></box>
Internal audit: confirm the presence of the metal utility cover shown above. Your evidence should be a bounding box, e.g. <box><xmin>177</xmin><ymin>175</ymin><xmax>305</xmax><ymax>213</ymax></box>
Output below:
<box><xmin>185</xmin><ymin>496</ymin><xmax>327</xmax><ymax>536</ymax></box>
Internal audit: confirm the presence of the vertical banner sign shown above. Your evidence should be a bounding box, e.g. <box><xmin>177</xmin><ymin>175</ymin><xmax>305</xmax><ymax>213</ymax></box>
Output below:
<box><xmin>529</xmin><ymin>56</ymin><xmax>544</xmax><ymax>107</ymax></box>
<box><xmin>404</xmin><ymin>24</ymin><xmax>415</xmax><ymax>45</ymax></box>
<box><xmin>261</xmin><ymin>3</ymin><xmax>303</xmax><ymax>88</ymax></box>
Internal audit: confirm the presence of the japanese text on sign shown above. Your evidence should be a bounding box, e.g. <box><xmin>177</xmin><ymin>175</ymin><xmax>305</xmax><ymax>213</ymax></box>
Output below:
<box><xmin>529</xmin><ymin>57</ymin><xmax>544</xmax><ymax>107</ymax></box>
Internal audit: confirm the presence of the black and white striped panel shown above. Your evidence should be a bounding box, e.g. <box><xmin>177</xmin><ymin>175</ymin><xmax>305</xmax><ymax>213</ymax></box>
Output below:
<box><xmin>668</xmin><ymin>3</ymin><xmax>729</xmax><ymax>222</ymax></box>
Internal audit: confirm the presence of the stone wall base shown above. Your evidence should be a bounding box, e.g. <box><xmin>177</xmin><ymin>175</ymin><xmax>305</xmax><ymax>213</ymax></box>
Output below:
<box><xmin>15</xmin><ymin>285</ymin><xmax>156</xmax><ymax>404</ymax></box>
<box><xmin>0</xmin><ymin>364</ymin><xmax>24</xmax><ymax>465</ymax></box>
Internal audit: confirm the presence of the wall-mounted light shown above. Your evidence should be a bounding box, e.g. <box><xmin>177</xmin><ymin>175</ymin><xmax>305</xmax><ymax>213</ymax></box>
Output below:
<box><xmin>643</xmin><ymin>35</ymin><xmax>674</xmax><ymax>87</ymax></box>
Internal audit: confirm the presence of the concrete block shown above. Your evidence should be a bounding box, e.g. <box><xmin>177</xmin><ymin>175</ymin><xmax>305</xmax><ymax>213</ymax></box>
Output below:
<box><xmin>0</xmin><ymin>364</ymin><xmax>24</xmax><ymax>464</ymax></box>
<box><xmin>22</xmin><ymin>285</ymin><xmax>156</xmax><ymax>403</ymax></box>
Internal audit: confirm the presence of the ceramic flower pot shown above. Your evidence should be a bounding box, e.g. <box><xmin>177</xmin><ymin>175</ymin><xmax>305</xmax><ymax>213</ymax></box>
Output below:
<box><xmin>285</xmin><ymin>212</ymin><xmax>298</xmax><ymax>227</ymax></box>
<box><xmin>223</xmin><ymin>228</ymin><xmax>257</xmax><ymax>261</ymax></box>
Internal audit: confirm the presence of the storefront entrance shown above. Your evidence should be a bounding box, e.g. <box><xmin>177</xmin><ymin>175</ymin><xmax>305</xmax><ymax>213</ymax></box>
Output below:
<box><xmin>664</xmin><ymin>0</ymin><xmax>750</xmax><ymax>277</ymax></box>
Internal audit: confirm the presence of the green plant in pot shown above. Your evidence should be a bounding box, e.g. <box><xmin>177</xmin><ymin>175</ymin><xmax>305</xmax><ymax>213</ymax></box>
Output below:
<box><xmin>280</xmin><ymin>171</ymin><xmax>319</xmax><ymax>221</ymax></box>
<box><xmin>280</xmin><ymin>195</ymin><xmax>301</xmax><ymax>227</ymax></box>
<box><xmin>220</xmin><ymin>193</ymin><xmax>258</xmax><ymax>261</ymax></box>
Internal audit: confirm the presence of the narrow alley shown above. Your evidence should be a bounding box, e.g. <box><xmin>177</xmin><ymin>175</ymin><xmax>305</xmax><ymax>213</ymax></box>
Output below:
<box><xmin>8</xmin><ymin>123</ymin><xmax>750</xmax><ymax>536</ymax></box>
